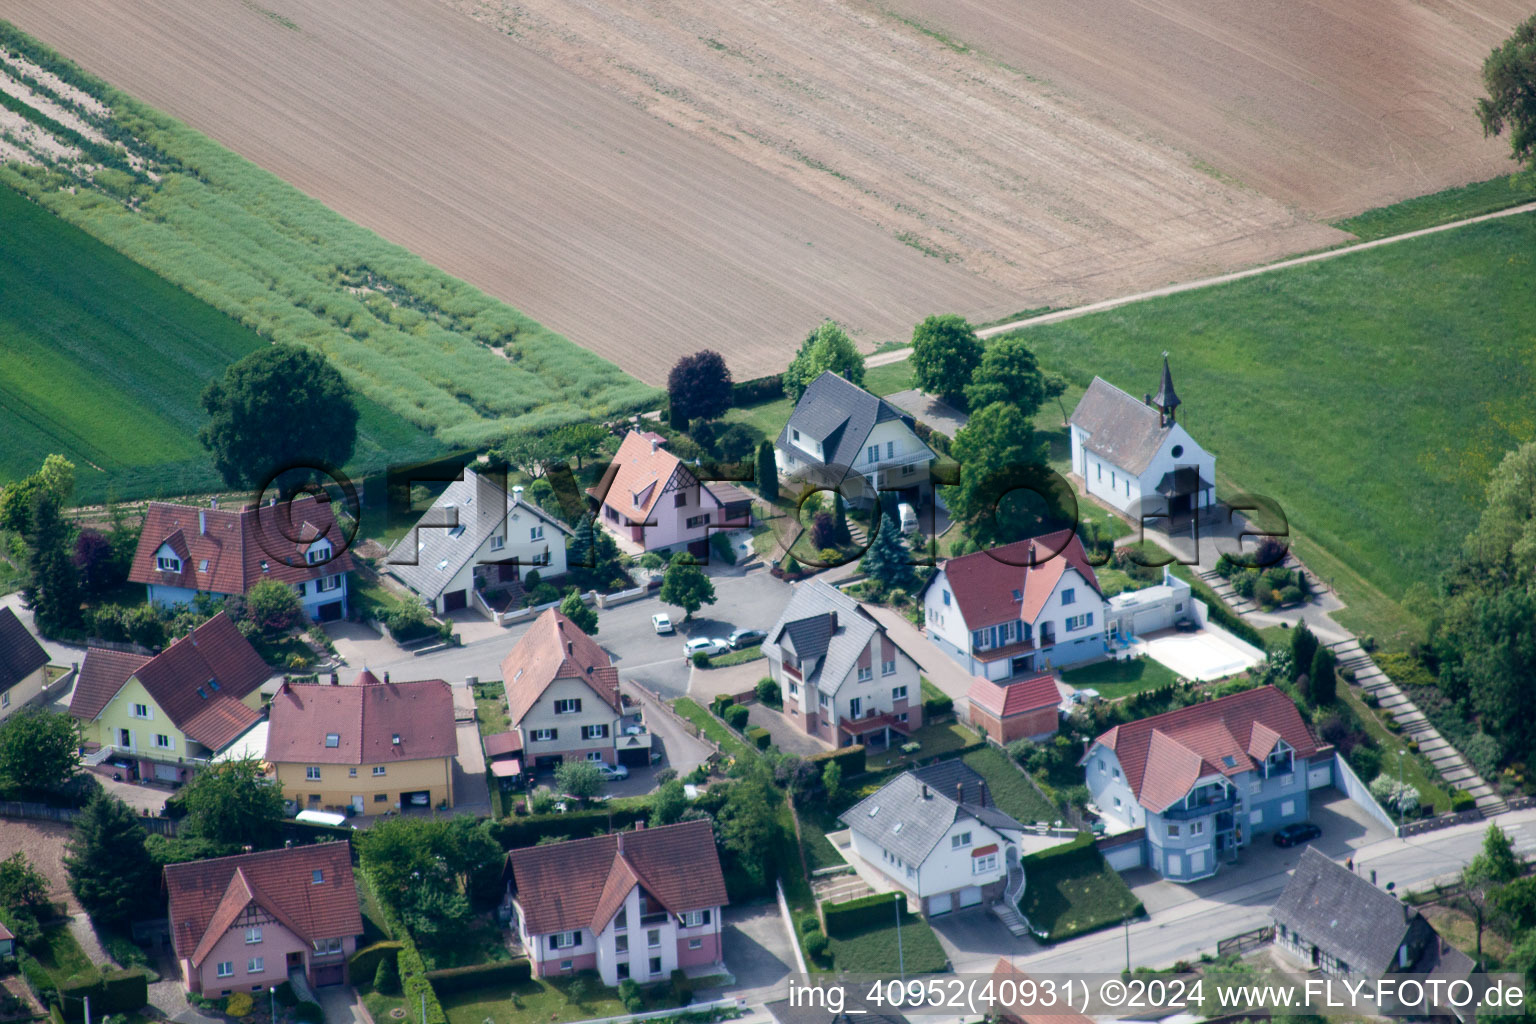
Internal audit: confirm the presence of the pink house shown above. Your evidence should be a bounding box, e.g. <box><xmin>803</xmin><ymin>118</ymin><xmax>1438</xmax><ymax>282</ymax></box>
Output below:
<box><xmin>587</xmin><ymin>431</ymin><xmax>750</xmax><ymax>557</ymax></box>
<box><xmin>506</xmin><ymin>820</ymin><xmax>728</xmax><ymax>987</ymax></box>
<box><xmin>164</xmin><ymin>843</ymin><xmax>361</xmax><ymax>996</ymax></box>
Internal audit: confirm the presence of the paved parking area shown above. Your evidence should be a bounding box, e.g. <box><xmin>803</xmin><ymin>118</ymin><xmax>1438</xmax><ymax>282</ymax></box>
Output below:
<box><xmin>746</xmin><ymin>702</ymin><xmax>829</xmax><ymax>756</ymax></box>
<box><xmin>930</xmin><ymin>905</ymin><xmax>1038</xmax><ymax>971</ymax></box>
<box><xmin>450</xmin><ymin>682</ymin><xmax>491</xmax><ymax>815</ymax></box>
<box><xmin>707</xmin><ymin>905</ymin><xmax>797</xmax><ymax>1004</ymax></box>
<box><xmin>1137</xmin><ymin>623</ymin><xmax>1264</xmax><ymax>681</ymax></box>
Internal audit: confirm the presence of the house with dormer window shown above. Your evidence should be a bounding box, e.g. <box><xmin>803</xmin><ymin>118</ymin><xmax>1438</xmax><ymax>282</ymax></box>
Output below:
<box><xmin>587</xmin><ymin>431</ymin><xmax>750</xmax><ymax>557</ymax></box>
<box><xmin>774</xmin><ymin>371</ymin><xmax>936</xmax><ymax>508</ymax></box>
<box><xmin>922</xmin><ymin>529</ymin><xmax>1106</xmax><ymax>680</ymax></box>
<box><xmin>762</xmin><ymin>579</ymin><xmax>922</xmax><ymax>748</ymax></box>
<box><xmin>69</xmin><ymin>613</ymin><xmax>269</xmax><ymax>783</ymax></box>
<box><xmin>506</xmin><ymin>820</ymin><xmax>728</xmax><ymax>986</ymax></box>
<box><xmin>500</xmin><ymin>608</ymin><xmax>626</xmax><ymax>769</ymax></box>
<box><xmin>1083</xmin><ymin>686</ymin><xmax>1330</xmax><ymax>881</ymax></box>
<box><xmin>129</xmin><ymin>497</ymin><xmax>353</xmax><ymax>622</ymax></box>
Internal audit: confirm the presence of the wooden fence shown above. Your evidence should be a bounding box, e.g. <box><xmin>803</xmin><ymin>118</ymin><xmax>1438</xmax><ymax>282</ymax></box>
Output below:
<box><xmin>0</xmin><ymin>799</ymin><xmax>176</xmax><ymax>834</ymax></box>
<box><xmin>1216</xmin><ymin>925</ymin><xmax>1274</xmax><ymax>959</ymax></box>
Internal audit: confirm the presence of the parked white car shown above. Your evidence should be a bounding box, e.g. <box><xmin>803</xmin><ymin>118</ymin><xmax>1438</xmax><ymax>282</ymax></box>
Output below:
<box><xmin>597</xmin><ymin>763</ymin><xmax>630</xmax><ymax>781</ymax></box>
<box><xmin>652</xmin><ymin>613</ymin><xmax>674</xmax><ymax>634</ymax></box>
<box><xmin>683</xmin><ymin>637</ymin><xmax>729</xmax><ymax>660</ymax></box>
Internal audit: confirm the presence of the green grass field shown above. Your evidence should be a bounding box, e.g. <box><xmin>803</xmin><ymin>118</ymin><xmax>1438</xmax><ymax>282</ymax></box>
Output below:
<box><xmin>1018</xmin><ymin>845</ymin><xmax>1143</xmax><ymax>943</ymax></box>
<box><xmin>0</xmin><ymin>22</ymin><xmax>657</xmax><ymax>472</ymax></box>
<box><xmin>1060</xmin><ymin>656</ymin><xmax>1180</xmax><ymax>699</ymax></box>
<box><xmin>960</xmin><ymin>746</ymin><xmax>1058</xmax><ymax>822</ymax></box>
<box><xmin>0</xmin><ymin>185</ymin><xmax>444</xmax><ymax>501</ymax></box>
<box><xmin>1331</xmin><ymin>175</ymin><xmax>1534</xmax><ymax>242</ymax></box>
<box><xmin>824</xmin><ymin>914</ymin><xmax>948</xmax><ymax>973</ymax></box>
<box><xmin>997</xmin><ymin>211</ymin><xmax>1536</xmax><ymax>648</ymax></box>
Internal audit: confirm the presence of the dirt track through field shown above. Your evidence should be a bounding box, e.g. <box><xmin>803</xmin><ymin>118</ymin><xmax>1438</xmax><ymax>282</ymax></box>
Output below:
<box><xmin>0</xmin><ymin>0</ymin><xmax>1517</xmax><ymax>382</ymax></box>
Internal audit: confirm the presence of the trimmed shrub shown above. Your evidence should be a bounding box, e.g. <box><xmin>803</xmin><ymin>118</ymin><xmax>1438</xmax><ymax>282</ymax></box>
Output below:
<box><xmin>1450</xmin><ymin>790</ymin><xmax>1476</xmax><ymax>812</ymax></box>
<box><xmin>746</xmin><ymin>725</ymin><xmax>771</xmax><ymax>750</ymax></box>
<box><xmin>798</xmin><ymin>913</ymin><xmax>821</xmax><ymax>935</ymax></box>
<box><xmin>810</xmin><ymin>745</ymin><xmax>866</xmax><ymax>777</ymax></box>
<box><xmin>225</xmin><ymin>993</ymin><xmax>254</xmax><ymax>1017</ymax></box>
<box><xmin>692</xmin><ymin>651</ymin><xmax>711</xmax><ymax>668</ymax></box>
<box><xmin>348</xmin><ymin>941</ymin><xmax>403</xmax><ymax>982</ymax></box>
<box><xmin>823</xmin><ymin>891</ymin><xmax>907</xmax><ymax>938</ymax></box>
<box><xmin>490</xmin><ymin>806</ymin><xmax>647</xmax><ymax>848</ymax></box>
<box><xmin>802</xmin><ymin>931</ymin><xmax>829</xmax><ymax>960</ymax></box>
<box><xmin>711</xmin><ymin>694</ymin><xmax>734</xmax><ymax>717</ymax></box>
<box><xmin>619</xmin><ymin>979</ymin><xmax>643</xmax><ymax>1014</ymax></box>
<box><xmin>726</xmin><ymin>705</ymin><xmax>751</xmax><ymax>731</ymax></box>
<box><xmin>922</xmin><ymin>685</ymin><xmax>953</xmax><ymax>719</ymax></box>
<box><xmin>670</xmin><ymin>968</ymin><xmax>693</xmax><ymax>1006</ymax></box>
<box><xmin>374</xmin><ymin>955</ymin><xmax>400</xmax><ymax>995</ymax></box>
<box><xmin>424</xmin><ymin>960</ymin><xmax>532</xmax><ymax>995</ymax></box>
<box><xmin>274</xmin><ymin>981</ymin><xmax>298</xmax><ymax>1007</ymax></box>
<box><xmin>1347</xmin><ymin>745</ymin><xmax>1382</xmax><ymax>782</ymax></box>
<box><xmin>755</xmin><ymin>677</ymin><xmax>781</xmax><ymax>704</ymax></box>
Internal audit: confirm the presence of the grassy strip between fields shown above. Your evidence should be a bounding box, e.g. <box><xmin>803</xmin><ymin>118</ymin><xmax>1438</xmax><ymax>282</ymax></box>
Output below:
<box><xmin>1061</xmin><ymin>656</ymin><xmax>1181</xmax><ymax>699</ymax></box>
<box><xmin>670</xmin><ymin>697</ymin><xmax>758</xmax><ymax>763</ymax></box>
<box><xmin>1331</xmin><ymin>175</ymin><xmax>1535</xmax><ymax>241</ymax></box>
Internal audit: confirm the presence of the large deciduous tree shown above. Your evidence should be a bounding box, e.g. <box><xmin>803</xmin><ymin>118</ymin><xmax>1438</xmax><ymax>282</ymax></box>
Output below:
<box><xmin>554</xmin><ymin>760</ymin><xmax>604</xmax><ymax>803</ymax></box>
<box><xmin>1463</xmin><ymin>824</ymin><xmax>1523</xmax><ymax>962</ymax></box>
<box><xmin>910</xmin><ymin>314</ymin><xmax>982</xmax><ymax>407</ymax></box>
<box><xmin>547</xmin><ymin>422</ymin><xmax>610</xmax><ymax>471</ymax></box>
<box><xmin>246</xmin><ymin>578</ymin><xmax>304</xmax><ymax>636</ymax></box>
<box><xmin>64</xmin><ymin>791</ymin><xmax>158</xmax><ymax>928</ymax></box>
<box><xmin>659</xmin><ymin>553</ymin><xmax>716</xmax><ymax>621</ymax></box>
<box><xmin>199</xmin><ymin>344</ymin><xmax>358</xmax><ymax>490</ymax></box>
<box><xmin>965</xmin><ymin>336</ymin><xmax>1047</xmax><ymax>416</ymax></box>
<box><xmin>1476</xmin><ymin>14</ymin><xmax>1536</xmax><ymax>175</ymax></box>
<box><xmin>25</xmin><ymin>489</ymin><xmax>80</xmax><ymax>633</ymax></box>
<box><xmin>179</xmin><ymin>756</ymin><xmax>284</xmax><ymax>850</ymax></box>
<box><xmin>0</xmin><ymin>708</ymin><xmax>81</xmax><ymax>794</ymax></box>
<box><xmin>947</xmin><ymin>402</ymin><xmax>1051</xmax><ymax>547</ymax></box>
<box><xmin>668</xmin><ymin>350</ymin><xmax>734</xmax><ymax>431</ymax></box>
<box><xmin>559</xmin><ymin>589</ymin><xmax>599</xmax><ymax>636</ymax></box>
<box><xmin>783</xmin><ymin>322</ymin><xmax>865</xmax><ymax>401</ymax></box>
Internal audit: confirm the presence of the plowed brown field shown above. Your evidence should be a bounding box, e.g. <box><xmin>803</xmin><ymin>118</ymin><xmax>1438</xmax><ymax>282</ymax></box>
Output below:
<box><xmin>0</xmin><ymin>0</ymin><xmax>1518</xmax><ymax>382</ymax></box>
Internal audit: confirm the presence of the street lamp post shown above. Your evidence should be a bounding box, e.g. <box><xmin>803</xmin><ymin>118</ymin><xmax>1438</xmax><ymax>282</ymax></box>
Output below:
<box><xmin>1398</xmin><ymin>748</ymin><xmax>1406</xmax><ymax>833</ymax></box>
<box><xmin>895</xmin><ymin>894</ymin><xmax>905</xmax><ymax>981</ymax></box>
<box><xmin>1123</xmin><ymin>913</ymin><xmax>1131</xmax><ymax>972</ymax></box>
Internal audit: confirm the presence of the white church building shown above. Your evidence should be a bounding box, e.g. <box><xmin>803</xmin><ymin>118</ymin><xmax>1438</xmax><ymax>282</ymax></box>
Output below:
<box><xmin>1069</xmin><ymin>356</ymin><xmax>1216</xmax><ymax>525</ymax></box>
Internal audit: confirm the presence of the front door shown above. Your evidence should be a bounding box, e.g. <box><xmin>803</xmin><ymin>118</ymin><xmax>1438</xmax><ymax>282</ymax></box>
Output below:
<box><xmin>119</xmin><ymin>728</ymin><xmax>133</xmax><ymax>749</ymax></box>
<box><xmin>849</xmin><ymin>697</ymin><xmax>862</xmax><ymax>718</ymax></box>
<box><xmin>351</xmin><ymin>795</ymin><xmax>364</xmax><ymax>814</ymax></box>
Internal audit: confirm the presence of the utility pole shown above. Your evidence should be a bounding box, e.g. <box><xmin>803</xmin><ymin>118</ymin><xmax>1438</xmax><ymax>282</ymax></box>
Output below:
<box><xmin>1124</xmin><ymin>914</ymin><xmax>1131</xmax><ymax>972</ymax></box>
<box><xmin>895</xmin><ymin>894</ymin><xmax>905</xmax><ymax>981</ymax></box>
<box><xmin>1398</xmin><ymin>748</ymin><xmax>1406</xmax><ymax>834</ymax></box>
<box><xmin>271</xmin><ymin>986</ymin><xmax>277</xmax><ymax>1024</ymax></box>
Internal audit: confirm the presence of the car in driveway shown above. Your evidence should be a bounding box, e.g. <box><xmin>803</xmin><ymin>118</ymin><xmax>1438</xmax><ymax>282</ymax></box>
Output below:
<box><xmin>1272</xmin><ymin>822</ymin><xmax>1322</xmax><ymax>847</ymax></box>
<box><xmin>597</xmin><ymin>763</ymin><xmax>630</xmax><ymax>781</ymax></box>
<box><xmin>683</xmin><ymin>637</ymin><xmax>729</xmax><ymax>660</ymax></box>
<box><xmin>728</xmin><ymin>628</ymin><xmax>766</xmax><ymax>649</ymax></box>
<box><xmin>652</xmin><ymin>613</ymin><xmax>674</xmax><ymax>634</ymax></box>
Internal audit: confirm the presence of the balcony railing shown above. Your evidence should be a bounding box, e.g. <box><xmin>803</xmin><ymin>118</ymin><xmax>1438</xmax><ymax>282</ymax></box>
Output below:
<box><xmin>860</xmin><ymin>448</ymin><xmax>935</xmax><ymax>472</ymax></box>
<box><xmin>1162</xmin><ymin>793</ymin><xmax>1237</xmax><ymax>820</ymax></box>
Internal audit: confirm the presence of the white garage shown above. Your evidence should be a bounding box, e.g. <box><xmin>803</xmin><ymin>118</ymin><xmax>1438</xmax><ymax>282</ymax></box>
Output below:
<box><xmin>1107</xmin><ymin>573</ymin><xmax>1194</xmax><ymax>640</ymax></box>
<box><xmin>1103</xmin><ymin>840</ymin><xmax>1145</xmax><ymax>871</ymax></box>
<box><xmin>927</xmin><ymin>893</ymin><xmax>953</xmax><ymax>916</ymax></box>
<box><xmin>1308</xmin><ymin>763</ymin><xmax>1333</xmax><ymax>789</ymax></box>
<box><xmin>957</xmin><ymin>886</ymin><xmax>984</xmax><ymax>909</ymax></box>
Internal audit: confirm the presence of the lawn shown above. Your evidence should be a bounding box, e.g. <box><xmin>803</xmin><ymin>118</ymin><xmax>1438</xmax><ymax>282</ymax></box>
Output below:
<box><xmin>1018</xmin><ymin>843</ymin><xmax>1143</xmax><ymax>943</ymax></box>
<box><xmin>1338</xmin><ymin>683</ymin><xmax>1451</xmax><ymax>814</ymax></box>
<box><xmin>1331</xmin><ymin>175</ymin><xmax>1534</xmax><ymax>242</ymax></box>
<box><xmin>357</xmin><ymin>981</ymin><xmax>407</xmax><ymax>1024</ymax></box>
<box><xmin>863</xmin><ymin>722</ymin><xmax>978</xmax><ymax>773</ymax></box>
<box><xmin>960</xmin><ymin>746</ymin><xmax>1059</xmax><ymax>823</ymax></box>
<box><xmin>0</xmin><ymin>183</ymin><xmax>444</xmax><ymax>501</ymax></box>
<box><xmin>824</xmin><ymin>913</ymin><xmax>948</xmax><ymax>974</ymax></box>
<box><xmin>32</xmin><ymin>925</ymin><xmax>93</xmax><ymax>984</ymax></box>
<box><xmin>475</xmin><ymin>688</ymin><xmax>511</xmax><ymax>737</ymax></box>
<box><xmin>670</xmin><ymin>697</ymin><xmax>758</xmax><ymax>763</ymax></box>
<box><xmin>1060</xmin><ymin>657</ymin><xmax>1180</xmax><ymax>699</ymax></box>
<box><xmin>796</xmin><ymin>802</ymin><xmax>849</xmax><ymax>873</ymax></box>
<box><xmin>705</xmin><ymin>647</ymin><xmax>766</xmax><ymax>669</ymax></box>
<box><xmin>997</xmin><ymin>211</ymin><xmax>1536</xmax><ymax>651</ymax></box>
<box><xmin>0</xmin><ymin>23</ymin><xmax>657</xmax><ymax>475</ymax></box>
<box><xmin>440</xmin><ymin>978</ymin><xmax>628</xmax><ymax>1024</ymax></box>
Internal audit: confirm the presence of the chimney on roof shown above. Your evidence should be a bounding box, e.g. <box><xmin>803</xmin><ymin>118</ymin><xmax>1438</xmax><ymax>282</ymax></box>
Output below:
<box><xmin>567</xmin><ymin>640</ymin><xmax>574</xmax><ymax>655</ymax></box>
<box><xmin>828</xmin><ymin>610</ymin><xmax>838</xmax><ymax>631</ymax></box>
<box><xmin>1028</xmin><ymin>540</ymin><xmax>1037</xmax><ymax>566</ymax></box>
<box><xmin>650</xmin><ymin>436</ymin><xmax>661</xmax><ymax>453</ymax></box>
<box><xmin>383</xmin><ymin>672</ymin><xmax>390</xmax><ymax>685</ymax></box>
<box><xmin>330</xmin><ymin>672</ymin><xmax>339</xmax><ymax>686</ymax></box>
<box><xmin>513</xmin><ymin>485</ymin><xmax>524</xmax><ymax>503</ymax></box>
<box><xmin>980</xmin><ymin>782</ymin><xmax>990</xmax><ymax>807</ymax></box>
<box><xmin>284</xmin><ymin>840</ymin><xmax>292</xmax><ymax>849</ymax></box>
<box><xmin>617</xmin><ymin>831</ymin><xmax>623</xmax><ymax>855</ymax></box>
<box><xmin>956</xmin><ymin>782</ymin><xmax>964</xmax><ymax>804</ymax></box>
<box><xmin>210</xmin><ymin>496</ymin><xmax>219</xmax><ymax>509</ymax></box>
<box><xmin>634</xmin><ymin>820</ymin><xmax>644</xmax><ymax>830</ymax></box>
<box><xmin>199</xmin><ymin>510</ymin><xmax>207</xmax><ymax>535</ymax></box>
<box><xmin>921</xmin><ymin>783</ymin><xmax>929</xmax><ymax>799</ymax></box>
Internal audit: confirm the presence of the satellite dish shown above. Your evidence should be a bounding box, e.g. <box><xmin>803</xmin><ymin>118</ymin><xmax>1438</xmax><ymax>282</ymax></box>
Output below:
<box><xmin>1386</xmin><ymin>881</ymin><xmax>1396</xmax><ymax>891</ymax></box>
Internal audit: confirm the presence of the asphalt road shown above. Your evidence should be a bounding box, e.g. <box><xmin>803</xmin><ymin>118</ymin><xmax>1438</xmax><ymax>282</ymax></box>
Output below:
<box><xmin>367</xmin><ymin>565</ymin><xmax>795</xmax><ymax>698</ymax></box>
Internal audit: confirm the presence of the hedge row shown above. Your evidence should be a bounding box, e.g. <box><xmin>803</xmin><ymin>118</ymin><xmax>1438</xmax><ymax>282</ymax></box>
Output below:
<box><xmin>359</xmin><ymin>866</ymin><xmax>448</xmax><ymax>1024</ymax></box>
<box><xmin>348</xmin><ymin>940</ymin><xmax>404</xmax><ymax>981</ymax></box>
<box><xmin>1021</xmin><ymin>830</ymin><xmax>1095</xmax><ymax>867</ymax></box>
<box><xmin>490</xmin><ymin>806</ymin><xmax>647</xmax><ymax>849</ymax></box>
<box><xmin>810</xmin><ymin>745</ymin><xmax>866</xmax><ymax>776</ymax></box>
<box><xmin>732</xmin><ymin>375</ymin><xmax>786</xmax><ymax>406</ymax></box>
<box><xmin>822</xmin><ymin>891</ymin><xmax>907</xmax><ymax>938</ymax></box>
<box><xmin>53</xmin><ymin>967</ymin><xmax>148</xmax><ymax>1021</ymax></box>
<box><xmin>921</xmin><ymin>685</ymin><xmax>954</xmax><ymax>719</ymax></box>
<box><xmin>851</xmin><ymin>743</ymin><xmax>989</xmax><ymax>791</ymax></box>
<box><xmin>424</xmin><ymin>959</ymin><xmax>532</xmax><ymax>995</ymax></box>
<box><xmin>746</xmin><ymin>725</ymin><xmax>771</xmax><ymax>750</ymax></box>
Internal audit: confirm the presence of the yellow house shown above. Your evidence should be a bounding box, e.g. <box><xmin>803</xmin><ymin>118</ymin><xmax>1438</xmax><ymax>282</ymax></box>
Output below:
<box><xmin>70</xmin><ymin>613</ymin><xmax>269</xmax><ymax>783</ymax></box>
<box><xmin>0</xmin><ymin>607</ymin><xmax>50</xmax><ymax>723</ymax></box>
<box><xmin>265</xmin><ymin>671</ymin><xmax>456</xmax><ymax>815</ymax></box>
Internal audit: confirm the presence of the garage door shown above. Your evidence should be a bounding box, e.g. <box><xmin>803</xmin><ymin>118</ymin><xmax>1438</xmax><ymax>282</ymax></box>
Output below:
<box><xmin>1308</xmin><ymin>764</ymin><xmax>1333</xmax><ymax>789</ymax></box>
<box><xmin>1104</xmin><ymin>842</ymin><xmax>1144</xmax><ymax>871</ymax></box>
<box><xmin>1133</xmin><ymin>609</ymin><xmax>1165</xmax><ymax>635</ymax></box>
<box><xmin>442</xmin><ymin>589</ymin><xmax>468</xmax><ymax>612</ymax></box>
<box><xmin>316</xmin><ymin>600</ymin><xmax>343</xmax><ymax>622</ymax></box>
<box><xmin>313</xmin><ymin>965</ymin><xmax>344</xmax><ymax>987</ymax></box>
<box><xmin>927</xmin><ymin>893</ymin><xmax>953</xmax><ymax>916</ymax></box>
<box><xmin>154</xmin><ymin>762</ymin><xmax>180</xmax><ymax>782</ymax></box>
<box><xmin>957</xmin><ymin>886</ymin><xmax>983</xmax><ymax>908</ymax></box>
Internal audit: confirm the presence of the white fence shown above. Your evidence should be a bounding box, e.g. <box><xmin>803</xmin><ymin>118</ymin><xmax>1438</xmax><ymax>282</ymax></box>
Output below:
<box><xmin>776</xmin><ymin>878</ymin><xmax>809</xmax><ymax>975</ymax></box>
<box><xmin>1333</xmin><ymin>751</ymin><xmax>1399</xmax><ymax>835</ymax></box>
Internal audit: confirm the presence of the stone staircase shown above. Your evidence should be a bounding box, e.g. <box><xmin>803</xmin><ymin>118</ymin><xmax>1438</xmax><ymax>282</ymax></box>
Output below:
<box><xmin>1327</xmin><ymin>637</ymin><xmax>1508</xmax><ymax>817</ymax></box>
<box><xmin>1195</xmin><ymin>551</ymin><xmax>1311</xmax><ymax>615</ymax></box>
<box><xmin>992</xmin><ymin>858</ymin><xmax>1032</xmax><ymax>938</ymax></box>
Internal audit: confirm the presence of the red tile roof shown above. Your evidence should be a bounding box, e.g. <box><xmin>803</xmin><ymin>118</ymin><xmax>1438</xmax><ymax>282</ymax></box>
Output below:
<box><xmin>164</xmin><ymin>842</ymin><xmax>361</xmax><ymax>964</ymax></box>
<box><xmin>938</xmin><ymin>530</ymin><xmax>1102</xmax><ymax>629</ymax></box>
<box><xmin>501</xmin><ymin>609</ymin><xmax>620</xmax><ymax>726</ymax></box>
<box><xmin>128</xmin><ymin>497</ymin><xmax>354</xmax><ymax>596</ymax></box>
<box><xmin>967</xmin><ymin>674</ymin><xmax>1060</xmax><ymax>719</ymax></box>
<box><xmin>590</xmin><ymin>431</ymin><xmax>687</xmax><ymax>522</ymax></box>
<box><xmin>483</xmin><ymin>731</ymin><xmax>523</xmax><ymax>758</ymax></box>
<box><xmin>70</xmin><ymin>614</ymin><xmax>270</xmax><ymax>751</ymax></box>
<box><xmin>507</xmin><ymin>819</ymin><xmax>727</xmax><ymax>936</ymax></box>
<box><xmin>266</xmin><ymin>673</ymin><xmax>456</xmax><ymax>765</ymax></box>
<box><xmin>991</xmin><ymin>960</ymin><xmax>1095</xmax><ymax>1024</ymax></box>
<box><xmin>1092</xmin><ymin>686</ymin><xmax>1323</xmax><ymax>812</ymax></box>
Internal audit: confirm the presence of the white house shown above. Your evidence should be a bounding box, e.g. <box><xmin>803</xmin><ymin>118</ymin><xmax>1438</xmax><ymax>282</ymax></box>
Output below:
<box><xmin>762</xmin><ymin>579</ymin><xmax>923</xmax><ymax>748</ymax></box>
<box><xmin>1069</xmin><ymin>356</ymin><xmax>1216</xmax><ymax>524</ymax></box>
<box><xmin>922</xmin><ymin>529</ymin><xmax>1107</xmax><ymax>679</ymax></box>
<box><xmin>841</xmin><ymin>760</ymin><xmax>1034</xmax><ymax>916</ymax></box>
<box><xmin>387</xmin><ymin>468</ymin><xmax>572</xmax><ymax>615</ymax></box>
<box><xmin>775</xmin><ymin>371</ymin><xmax>936</xmax><ymax>507</ymax></box>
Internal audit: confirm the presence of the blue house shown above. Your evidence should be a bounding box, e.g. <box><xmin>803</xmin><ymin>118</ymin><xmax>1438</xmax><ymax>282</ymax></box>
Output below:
<box><xmin>1083</xmin><ymin>686</ymin><xmax>1332</xmax><ymax>882</ymax></box>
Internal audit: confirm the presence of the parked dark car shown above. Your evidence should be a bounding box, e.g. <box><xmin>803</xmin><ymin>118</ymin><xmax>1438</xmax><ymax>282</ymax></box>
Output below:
<box><xmin>1272</xmin><ymin>822</ymin><xmax>1322</xmax><ymax>847</ymax></box>
<box><xmin>728</xmin><ymin>628</ymin><xmax>767</xmax><ymax>649</ymax></box>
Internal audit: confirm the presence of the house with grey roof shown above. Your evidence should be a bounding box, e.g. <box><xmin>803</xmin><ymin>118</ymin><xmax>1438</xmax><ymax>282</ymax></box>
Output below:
<box><xmin>387</xmin><ymin>468</ymin><xmax>572</xmax><ymax>615</ymax></box>
<box><xmin>1274</xmin><ymin>847</ymin><xmax>1475</xmax><ymax>1015</ymax></box>
<box><xmin>0</xmin><ymin>606</ymin><xmax>49</xmax><ymax>722</ymax></box>
<box><xmin>1068</xmin><ymin>356</ymin><xmax>1216</xmax><ymax>524</ymax></box>
<box><xmin>841</xmin><ymin>762</ymin><xmax>1029</xmax><ymax>916</ymax></box>
<box><xmin>775</xmin><ymin>371</ymin><xmax>936</xmax><ymax>507</ymax></box>
<box><xmin>762</xmin><ymin>579</ymin><xmax>922</xmax><ymax>748</ymax></box>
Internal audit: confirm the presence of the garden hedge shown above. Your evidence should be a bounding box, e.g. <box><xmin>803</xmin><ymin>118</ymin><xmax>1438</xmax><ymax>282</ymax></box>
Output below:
<box><xmin>1021</xmin><ymin>830</ymin><xmax>1096</xmax><ymax>867</ymax></box>
<box><xmin>490</xmin><ymin>806</ymin><xmax>646</xmax><ymax>849</ymax></box>
<box><xmin>732</xmin><ymin>375</ymin><xmax>785</xmax><ymax>406</ymax></box>
<box><xmin>746</xmin><ymin>725</ymin><xmax>772</xmax><ymax>750</ymax></box>
<box><xmin>822</xmin><ymin>891</ymin><xmax>907</xmax><ymax>938</ymax></box>
<box><xmin>348</xmin><ymin>940</ymin><xmax>404</xmax><ymax>981</ymax></box>
<box><xmin>921</xmin><ymin>685</ymin><xmax>954</xmax><ymax>719</ymax></box>
<box><xmin>52</xmin><ymin>968</ymin><xmax>148</xmax><ymax>1021</ymax></box>
<box><xmin>424</xmin><ymin>959</ymin><xmax>532</xmax><ymax>995</ymax></box>
<box><xmin>357</xmin><ymin>866</ymin><xmax>448</xmax><ymax>1024</ymax></box>
<box><xmin>810</xmin><ymin>745</ymin><xmax>866</xmax><ymax>776</ymax></box>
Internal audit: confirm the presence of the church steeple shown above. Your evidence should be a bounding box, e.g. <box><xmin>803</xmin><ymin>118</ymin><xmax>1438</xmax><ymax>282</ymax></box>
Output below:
<box><xmin>1153</xmin><ymin>351</ymin><xmax>1181</xmax><ymax>426</ymax></box>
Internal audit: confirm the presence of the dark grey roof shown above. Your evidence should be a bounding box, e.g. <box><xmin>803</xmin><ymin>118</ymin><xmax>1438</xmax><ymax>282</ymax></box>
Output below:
<box><xmin>775</xmin><ymin>371</ymin><xmax>933</xmax><ymax>477</ymax></box>
<box><xmin>1272</xmin><ymin>847</ymin><xmax>1418</xmax><ymax>975</ymax></box>
<box><xmin>912</xmin><ymin>759</ymin><xmax>1032</xmax><ymax>833</ymax></box>
<box><xmin>763</xmin><ymin>579</ymin><xmax>904</xmax><ymax>697</ymax></box>
<box><xmin>1154</xmin><ymin>468</ymin><xmax>1214</xmax><ymax>497</ymax></box>
<box><xmin>766</xmin><ymin>1000</ymin><xmax>910</xmax><ymax>1024</ymax></box>
<box><xmin>1069</xmin><ymin>377</ymin><xmax>1173</xmax><ymax>475</ymax></box>
<box><xmin>1153</xmin><ymin>354</ymin><xmax>1181</xmax><ymax>414</ymax></box>
<box><xmin>842</xmin><ymin>769</ymin><xmax>1025</xmax><ymax>866</ymax></box>
<box><xmin>386</xmin><ymin>469</ymin><xmax>572</xmax><ymax>601</ymax></box>
<box><xmin>0</xmin><ymin>607</ymin><xmax>48</xmax><ymax>695</ymax></box>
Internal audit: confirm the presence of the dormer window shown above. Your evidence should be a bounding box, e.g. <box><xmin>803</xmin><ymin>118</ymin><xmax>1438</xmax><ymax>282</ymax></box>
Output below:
<box><xmin>157</xmin><ymin>554</ymin><xmax>182</xmax><ymax>572</ymax></box>
<box><xmin>208</xmin><ymin>678</ymin><xmax>220</xmax><ymax>691</ymax></box>
<box><xmin>261</xmin><ymin>561</ymin><xmax>270</xmax><ymax>572</ymax></box>
<box><xmin>391</xmin><ymin>733</ymin><xmax>401</xmax><ymax>745</ymax></box>
<box><xmin>1011</xmin><ymin>589</ymin><xmax>1021</xmax><ymax>601</ymax></box>
<box><xmin>306</xmin><ymin>542</ymin><xmax>332</xmax><ymax>565</ymax></box>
